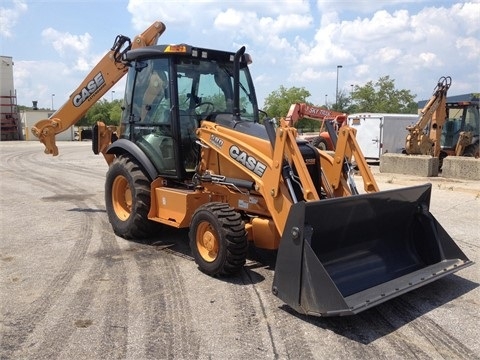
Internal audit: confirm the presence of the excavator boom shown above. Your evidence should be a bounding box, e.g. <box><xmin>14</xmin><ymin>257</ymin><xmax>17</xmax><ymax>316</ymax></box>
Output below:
<box><xmin>405</xmin><ymin>76</ymin><xmax>451</xmax><ymax>156</ymax></box>
<box><xmin>31</xmin><ymin>21</ymin><xmax>165</xmax><ymax>156</ymax></box>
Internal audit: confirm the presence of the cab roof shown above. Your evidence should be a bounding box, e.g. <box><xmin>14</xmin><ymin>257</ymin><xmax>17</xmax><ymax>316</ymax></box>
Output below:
<box><xmin>124</xmin><ymin>44</ymin><xmax>252</xmax><ymax>64</ymax></box>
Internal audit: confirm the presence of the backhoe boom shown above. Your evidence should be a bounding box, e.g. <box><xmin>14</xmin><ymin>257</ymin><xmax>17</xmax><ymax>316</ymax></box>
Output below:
<box><xmin>32</xmin><ymin>21</ymin><xmax>165</xmax><ymax>156</ymax></box>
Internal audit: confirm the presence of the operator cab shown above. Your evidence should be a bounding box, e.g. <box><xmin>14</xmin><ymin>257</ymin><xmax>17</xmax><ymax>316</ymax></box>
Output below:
<box><xmin>441</xmin><ymin>101</ymin><xmax>479</xmax><ymax>154</ymax></box>
<box><xmin>119</xmin><ymin>44</ymin><xmax>260</xmax><ymax>181</ymax></box>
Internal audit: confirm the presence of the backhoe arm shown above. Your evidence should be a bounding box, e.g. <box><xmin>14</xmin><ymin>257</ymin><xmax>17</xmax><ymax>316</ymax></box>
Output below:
<box><xmin>405</xmin><ymin>76</ymin><xmax>451</xmax><ymax>156</ymax></box>
<box><xmin>32</xmin><ymin>21</ymin><xmax>165</xmax><ymax>156</ymax></box>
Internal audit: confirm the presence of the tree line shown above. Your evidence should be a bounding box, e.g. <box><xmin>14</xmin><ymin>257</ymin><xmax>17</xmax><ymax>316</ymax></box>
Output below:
<box><xmin>263</xmin><ymin>76</ymin><xmax>418</xmax><ymax>131</ymax></box>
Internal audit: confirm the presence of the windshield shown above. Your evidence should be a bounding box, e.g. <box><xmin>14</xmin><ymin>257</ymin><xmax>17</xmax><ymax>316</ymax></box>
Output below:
<box><xmin>175</xmin><ymin>58</ymin><xmax>258</xmax><ymax>122</ymax></box>
<box><xmin>442</xmin><ymin>105</ymin><xmax>480</xmax><ymax>148</ymax></box>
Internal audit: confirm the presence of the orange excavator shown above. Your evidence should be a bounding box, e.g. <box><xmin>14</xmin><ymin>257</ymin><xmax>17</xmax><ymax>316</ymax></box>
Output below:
<box><xmin>285</xmin><ymin>103</ymin><xmax>347</xmax><ymax>150</ymax></box>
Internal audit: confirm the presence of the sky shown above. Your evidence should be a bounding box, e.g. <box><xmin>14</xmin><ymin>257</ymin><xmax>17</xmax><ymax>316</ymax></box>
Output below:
<box><xmin>1</xmin><ymin>0</ymin><xmax>479</xmax><ymax>112</ymax></box>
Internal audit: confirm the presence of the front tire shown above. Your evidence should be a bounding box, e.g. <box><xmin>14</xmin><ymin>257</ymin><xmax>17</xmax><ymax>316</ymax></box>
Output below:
<box><xmin>189</xmin><ymin>203</ymin><xmax>248</xmax><ymax>276</ymax></box>
<box><xmin>105</xmin><ymin>155</ymin><xmax>156</xmax><ymax>239</ymax></box>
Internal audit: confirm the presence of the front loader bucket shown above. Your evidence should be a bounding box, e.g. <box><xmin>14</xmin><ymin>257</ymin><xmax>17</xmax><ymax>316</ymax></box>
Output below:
<box><xmin>272</xmin><ymin>184</ymin><xmax>473</xmax><ymax>316</ymax></box>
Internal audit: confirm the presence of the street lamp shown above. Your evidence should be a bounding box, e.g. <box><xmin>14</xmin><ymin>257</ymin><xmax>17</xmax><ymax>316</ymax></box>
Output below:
<box><xmin>350</xmin><ymin>84</ymin><xmax>354</xmax><ymax>96</ymax></box>
<box><xmin>325</xmin><ymin>94</ymin><xmax>328</xmax><ymax>108</ymax></box>
<box><xmin>111</xmin><ymin>90</ymin><xmax>115</xmax><ymax>102</ymax></box>
<box><xmin>335</xmin><ymin>65</ymin><xmax>342</xmax><ymax>106</ymax></box>
<box><xmin>51</xmin><ymin>94</ymin><xmax>55</xmax><ymax>110</ymax></box>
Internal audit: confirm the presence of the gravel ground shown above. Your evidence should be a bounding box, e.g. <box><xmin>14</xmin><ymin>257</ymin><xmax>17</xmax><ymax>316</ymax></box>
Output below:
<box><xmin>1</xmin><ymin>141</ymin><xmax>479</xmax><ymax>360</ymax></box>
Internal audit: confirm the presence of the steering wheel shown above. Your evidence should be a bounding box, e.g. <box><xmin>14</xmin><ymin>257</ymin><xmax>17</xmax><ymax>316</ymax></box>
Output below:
<box><xmin>194</xmin><ymin>102</ymin><xmax>215</xmax><ymax>117</ymax></box>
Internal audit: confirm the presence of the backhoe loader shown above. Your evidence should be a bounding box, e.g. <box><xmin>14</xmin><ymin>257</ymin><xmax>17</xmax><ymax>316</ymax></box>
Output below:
<box><xmin>32</xmin><ymin>21</ymin><xmax>472</xmax><ymax>317</ymax></box>
<box><xmin>405</xmin><ymin>76</ymin><xmax>479</xmax><ymax>166</ymax></box>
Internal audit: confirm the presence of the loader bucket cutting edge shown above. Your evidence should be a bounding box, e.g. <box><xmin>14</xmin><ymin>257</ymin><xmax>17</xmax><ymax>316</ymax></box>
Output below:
<box><xmin>272</xmin><ymin>184</ymin><xmax>473</xmax><ymax>316</ymax></box>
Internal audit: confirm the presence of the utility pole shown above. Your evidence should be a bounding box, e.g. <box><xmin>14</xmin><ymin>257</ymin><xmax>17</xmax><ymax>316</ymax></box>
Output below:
<box><xmin>336</xmin><ymin>65</ymin><xmax>342</xmax><ymax>107</ymax></box>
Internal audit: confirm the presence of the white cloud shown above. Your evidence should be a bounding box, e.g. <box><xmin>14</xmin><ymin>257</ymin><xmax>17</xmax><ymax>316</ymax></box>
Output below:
<box><xmin>316</xmin><ymin>0</ymin><xmax>428</xmax><ymax>14</ymax></box>
<box><xmin>13</xmin><ymin>60</ymin><xmax>72</xmax><ymax>108</ymax></box>
<box><xmin>41</xmin><ymin>28</ymin><xmax>92</xmax><ymax>57</ymax></box>
<box><xmin>455</xmin><ymin>2</ymin><xmax>480</xmax><ymax>34</ymax></box>
<box><xmin>127</xmin><ymin>0</ymin><xmax>312</xmax><ymax>42</ymax></box>
<box><xmin>339</xmin><ymin>10</ymin><xmax>411</xmax><ymax>43</ymax></box>
<box><xmin>214</xmin><ymin>8</ymin><xmax>244</xmax><ymax>28</ymax></box>
<box><xmin>375</xmin><ymin>47</ymin><xmax>403</xmax><ymax>64</ymax></box>
<box><xmin>294</xmin><ymin>1</ymin><xmax>480</xmax><ymax>103</ymax></box>
<box><xmin>0</xmin><ymin>0</ymin><xmax>27</xmax><ymax>37</ymax></box>
<box><xmin>5</xmin><ymin>0</ymin><xmax>480</xmax><ymax>110</ymax></box>
<box><xmin>456</xmin><ymin>37</ymin><xmax>480</xmax><ymax>60</ymax></box>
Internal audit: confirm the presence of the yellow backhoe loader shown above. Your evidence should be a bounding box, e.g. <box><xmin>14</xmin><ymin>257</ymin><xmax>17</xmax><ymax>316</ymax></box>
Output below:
<box><xmin>32</xmin><ymin>21</ymin><xmax>472</xmax><ymax>316</ymax></box>
<box><xmin>405</xmin><ymin>76</ymin><xmax>479</xmax><ymax>167</ymax></box>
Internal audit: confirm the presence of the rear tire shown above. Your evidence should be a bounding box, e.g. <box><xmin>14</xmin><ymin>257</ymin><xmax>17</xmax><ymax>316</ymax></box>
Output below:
<box><xmin>105</xmin><ymin>154</ymin><xmax>156</xmax><ymax>239</ymax></box>
<box><xmin>189</xmin><ymin>203</ymin><xmax>248</xmax><ymax>276</ymax></box>
<box><xmin>463</xmin><ymin>142</ymin><xmax>479</xmax><ymax>157</ymax></box>
<box><xmin>312</xmin><ymin>136</ymin><xmax>328</xmax><ymax>151</ymax></box>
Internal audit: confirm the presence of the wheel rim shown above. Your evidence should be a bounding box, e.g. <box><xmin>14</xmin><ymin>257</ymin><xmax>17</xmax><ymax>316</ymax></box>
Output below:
<box><xmin>112</xmin><ymin>175</ymin><xmax>132</xmax><ymax>221</ymax></box>
<box><xmin>196</xmin><ymin>221</ymin><xmax>219</xmax><ymax>262</ymax></box>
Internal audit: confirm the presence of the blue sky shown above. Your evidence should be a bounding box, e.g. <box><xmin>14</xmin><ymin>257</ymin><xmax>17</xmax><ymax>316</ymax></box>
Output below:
<box><xmin>1</xmin><ymin>0</ymin><xmax>479</xmax><ymax>112</ymax></box>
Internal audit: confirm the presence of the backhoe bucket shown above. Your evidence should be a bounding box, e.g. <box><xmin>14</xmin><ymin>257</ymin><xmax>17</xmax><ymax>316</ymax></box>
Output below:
<box><xmin>272</xmin><ymin>184</ymin><xmax>472</xmax><ymax>316</ymax></box>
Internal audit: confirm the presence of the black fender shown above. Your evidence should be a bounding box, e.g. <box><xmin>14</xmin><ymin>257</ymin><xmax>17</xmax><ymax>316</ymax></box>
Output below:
<box><xmin>106</xmin><ymin>138</ymin><xmax>158</xmax><ymax>181</ymax></box>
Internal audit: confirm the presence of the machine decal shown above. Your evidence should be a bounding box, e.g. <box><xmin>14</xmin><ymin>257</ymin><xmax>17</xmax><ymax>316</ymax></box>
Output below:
<box><xmin>229</xmin><ymin>145</ymin><xmax>266</xmax><ymax>177</ymax></box>
<box><xmin>306</xmin><ymin>106</ymin><xmax>333</xmax><ymax>117</ymax></box>
<box><xmin>72</xmin><ymin>72</ymin><xmax>106</xmax><ymax>107</ymax></box>
<box><xmin>210</xmin><ymin>134</ymin><xmax>224</xmax><ymax>148</ymax></box>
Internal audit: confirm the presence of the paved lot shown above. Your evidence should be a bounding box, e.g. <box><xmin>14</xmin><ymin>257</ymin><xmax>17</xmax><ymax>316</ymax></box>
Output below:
<box><xmin>1</xmin><ymin>141</ymin><xmax>479</xmax><ymax>359</ymax></box>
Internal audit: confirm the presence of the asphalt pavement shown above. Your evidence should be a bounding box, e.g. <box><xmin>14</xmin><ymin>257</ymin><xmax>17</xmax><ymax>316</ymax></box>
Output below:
<box><xmin>1</xmin><ymin>141</ymin><xmax>479</xmax><ymax>360</ymax></box>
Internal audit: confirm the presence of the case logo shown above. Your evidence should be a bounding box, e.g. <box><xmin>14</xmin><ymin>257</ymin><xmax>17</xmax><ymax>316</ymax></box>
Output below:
<box><xmin>229</xmin><ymin>145</ymin><xmax>266</xmax><ymax>177</ymax></box>
<box><xmin>72</xmin><ymin>72</ymin><xmax>106</xmax><ymax>107</ymax></box>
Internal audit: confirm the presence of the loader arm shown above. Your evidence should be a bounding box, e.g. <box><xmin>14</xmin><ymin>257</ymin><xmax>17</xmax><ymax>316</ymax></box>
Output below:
<box><xmin>405</xmin><ymin>76</ymin><xmax>451</xmax><ymax>156</ymax></box>
<box><xmin>31</xmin><ymin>21</ymin><xmax>165</xmax><ymax>156</ymax></box>
<box><xmin>197</xmin><ymin>117</ymin><xmax>378</xmax><ymax>236</ymax></box>
<box><xmin>319</xmin><ymin>124</ymin><xmax>379</xmax><ymax>196</ymax></box>
<box><xmin>197</xmin><ymin>118</ymin><xmax>322</xmax><ymax>236</ymax></box>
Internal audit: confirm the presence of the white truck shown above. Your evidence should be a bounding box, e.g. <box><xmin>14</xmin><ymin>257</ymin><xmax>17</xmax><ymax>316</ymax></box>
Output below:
<box><xmin>347</xmin><ymin>113</ymin><xmax>418</xmax><ymax>162</ymax></box>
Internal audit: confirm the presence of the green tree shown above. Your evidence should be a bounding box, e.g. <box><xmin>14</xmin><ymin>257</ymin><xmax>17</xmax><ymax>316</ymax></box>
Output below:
<box><xmin>331</xmin><ymin>90</ymin><xmax>351</xmax><ymax>113</ymax></box>
<box><xmin>107</xmin><ymin>100</ymin><xmax>123</xmax><ymax>124</ymax></box>
<box><xmin>350</xmin><ymin>76</ymin><xmax>417</xmax><ymax>113</ymax></box>
<box><xmin>263</xmin><ymin>86</ymin><xmax>311</xmax><ymax>119</ymax></box>
<box><xmin>79</xmin><ymin>99</ymin><xmax>123</xmax><ymax>127</ymax></box>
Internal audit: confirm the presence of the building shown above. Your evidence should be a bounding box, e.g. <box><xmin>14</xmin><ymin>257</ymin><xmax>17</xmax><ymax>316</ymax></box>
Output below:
<box><xmin>20</xmin><ymin>109</ymin><xmax>77</xmax><ymax>141</ymax></box>
<box><xmin>1</xmin><ymin>55</ymin><xmax>77</xmax><ymax>141</ymax></box>
<box><xmin>0</xmin><ymin>56</ymin><xmax>22</xmax><ymax>140</ymax></box>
